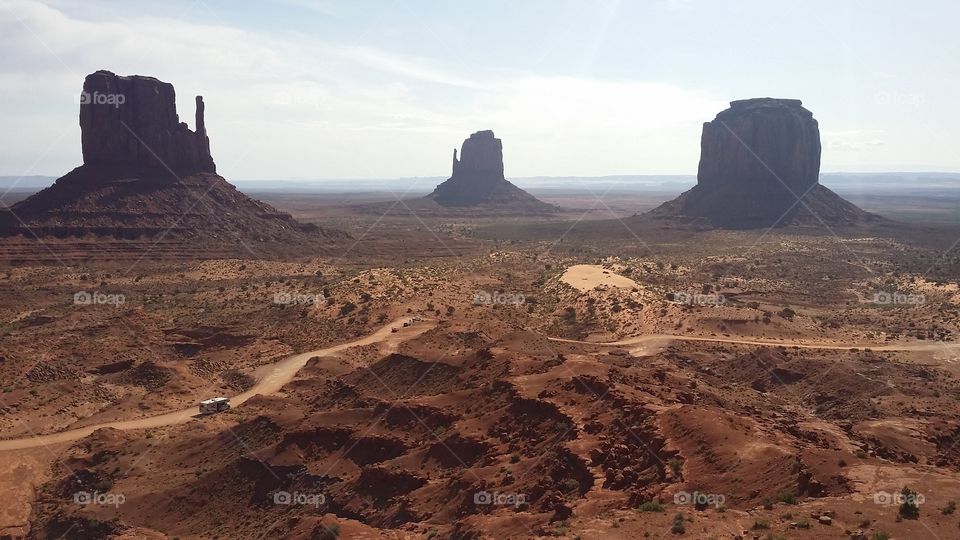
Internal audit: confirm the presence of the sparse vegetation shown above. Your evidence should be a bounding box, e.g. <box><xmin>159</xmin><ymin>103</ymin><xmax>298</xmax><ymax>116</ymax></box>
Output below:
<box><xmin>636</xmin><ymin>501</ymin><xmax>665</xmax><ymax>512</ymax></box>
<box><xmin>898</xmin><ymin>487</ymin><xmax>920</xmax><ymax>519</ymax></box>
<box><xmin>775</xmin><ymin>490</ymin><xmax>797</xmax><ymax>505</ymax></box>
<box><xmin>670</xmin><ymin>513</ymin><xmax>686</xmax><ymax>534</ymax></box>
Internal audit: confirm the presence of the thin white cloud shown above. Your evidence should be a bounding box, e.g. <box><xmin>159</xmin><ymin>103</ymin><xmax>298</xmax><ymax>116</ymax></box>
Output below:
<box><xmin>0</xmin><ymin>0</ymin><xmax>724</xmax><ymax>178</ymax></box>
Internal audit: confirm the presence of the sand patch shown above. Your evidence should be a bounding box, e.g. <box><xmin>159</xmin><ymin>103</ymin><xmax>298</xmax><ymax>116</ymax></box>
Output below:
<box><xmin>560</xmin><ymin>264</ymin><xmax>638</xmax><ymax>292</ymax></box>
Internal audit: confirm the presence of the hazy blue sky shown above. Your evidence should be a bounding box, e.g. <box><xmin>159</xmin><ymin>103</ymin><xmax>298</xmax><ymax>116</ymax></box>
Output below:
<box><xmin>1</xmin><ymin>0</ymin><xmax>958</xmax><ymax>180</ymax></box>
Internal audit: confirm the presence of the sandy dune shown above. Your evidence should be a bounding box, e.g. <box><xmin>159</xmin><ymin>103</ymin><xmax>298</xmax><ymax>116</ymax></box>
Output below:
<box><xmin>560</xmin><ymin>264</ymin><xmax>639</xmax><ymax>292</ymax></box>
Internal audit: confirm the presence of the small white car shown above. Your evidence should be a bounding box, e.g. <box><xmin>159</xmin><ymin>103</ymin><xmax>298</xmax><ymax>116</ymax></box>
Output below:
<box><xmin>199</xmin><ymin>397</ymin><xmax>231</xmax><ymax>415</ymax></box>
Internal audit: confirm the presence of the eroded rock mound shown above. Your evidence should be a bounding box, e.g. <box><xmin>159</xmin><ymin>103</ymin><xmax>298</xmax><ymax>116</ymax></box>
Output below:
<box><xmin>426</xmin><ymin>130</ymin><xmax>556</xmax><ymax>212</ymax></box>
<box><xmin>652</xmin><ymin>98</ymin><xmax>877</xmax><ymax>228</ymax></box>
<box><xmin>0</xmin><ymin>70</ymin><xmax>345</xmax><ymax>246</ymax></box>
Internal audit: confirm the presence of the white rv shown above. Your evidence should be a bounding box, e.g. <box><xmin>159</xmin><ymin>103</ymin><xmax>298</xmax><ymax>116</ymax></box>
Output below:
<box><xmin>199</xmin><ymin>397</ymin><xmax>231</xmax><ymax>415</ymax></box>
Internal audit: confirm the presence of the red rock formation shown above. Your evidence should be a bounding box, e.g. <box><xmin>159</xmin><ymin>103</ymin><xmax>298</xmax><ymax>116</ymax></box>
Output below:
<box><xmin>427</xmin><ymin>130</ymin><xmax>555</xmax><ymax>212</ymax></box>
<box><xmin>652</xmin><ymin>98</ymin><xmax>875</xmax><ymax>228</ymax></box>
<box><xmin>452</xmin><ymin>129</ymin><xmax>504</xmax><ymax>178</ymax></box>
<box><xmin>79</xmin><ymin>70</ymin><xmax>216</xmax><ymax>176</ymax></box>
<box><xmin>697</xmin><ymin>98</ymin><xmax>820</xmax><ymax>196</ymax></box>
<box><xmin>0</xmin><ymin>71</ymin><xmax>346</xmax><ymax>246</ymax></box>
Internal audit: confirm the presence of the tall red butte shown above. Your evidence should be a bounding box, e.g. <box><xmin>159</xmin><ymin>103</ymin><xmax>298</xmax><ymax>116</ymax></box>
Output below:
<box><xmin>652</xmin><ymin>98</ymin><xmax>876</xmax><ymax>228</ymax></box>
<box><xmin>426</xmin><ymin>130</ymin><xmax>556</xmax><ymax>212</ymax></box>
<box><xmin>0</xmin><ymin>71</ymin><xmax>345</xmax><ymax>246</ymax></box>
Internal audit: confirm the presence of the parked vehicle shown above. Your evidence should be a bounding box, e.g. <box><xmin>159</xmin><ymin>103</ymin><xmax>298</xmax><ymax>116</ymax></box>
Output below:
<box><xmin>199</xmin><ymin>397</ymin><xmax>230</xmax><ymax>415</ymax></box>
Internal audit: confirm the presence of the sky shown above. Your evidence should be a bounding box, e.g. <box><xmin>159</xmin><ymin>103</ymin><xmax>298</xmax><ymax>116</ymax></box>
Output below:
<box><xmin>1</xmin><ymin>0</ymin><xmax>958</xmax><ymax>181</ymax></box>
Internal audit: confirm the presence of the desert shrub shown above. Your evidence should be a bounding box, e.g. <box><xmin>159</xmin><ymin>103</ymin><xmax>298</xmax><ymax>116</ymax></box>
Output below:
<box><xmin>313</xmin><ymin>523</ymin><xmax>340</xmax><ymax>539</ymax></box>
<box><xmin>669</xmin><ymin>458</ymin><xmax>681</xmax><ymax>476</ymax></box>
<box><xmin>898</xmin><ymin>487</ymin><xmax>920</xmax><ymax>519</ymax></box>
<box><xmin>560</xmin><ymin>478</ymin><xmax>580</xmax><ymax>493</ymax></box>
<box><xmin>776</xmin><ymin>490</ymin><xmax>797</xmax><ymax>505</ymax></box>
<box><xmin>670</xmin><ymin>513</ymin><xmax>685</xmax><ymax>534</ymax></box>
<box><xmin>636</xmin><ymin>501</ymin><xmax>664</xmax><ymax>512</ymax></box>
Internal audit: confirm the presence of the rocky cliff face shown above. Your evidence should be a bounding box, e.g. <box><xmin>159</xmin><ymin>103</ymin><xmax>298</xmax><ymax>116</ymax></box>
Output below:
<box><xmin>0</xmin><ymin>71</ymin><xmax>344</xmax><ymax>246</ymax></box>
<box><xmin>697</xmin><ymin>98</ymin><xmax>820</xmax><ymax>196</ymax></box>
<box><xmin>79</xmin><ymin>70</ymin><xmax>216</xmax><ymax>176</ymax></box>
<box><xmin>452</xmin><ymin>129</ymin><xmax>504</xmax><ymax>178</ymax></box>
<box><xmin>652</xmin><ymin>98</ymin><xmax>874</xmax><ymax>228</ymax></box>
<box><xmin>427</xmin><ymin>130</ymin><xmax>555</xmax><ymax>212</ymax></box>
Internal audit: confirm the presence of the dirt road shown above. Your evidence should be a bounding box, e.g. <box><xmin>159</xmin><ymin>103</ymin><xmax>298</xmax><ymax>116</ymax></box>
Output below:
<box><xmin>0</xmin><ymin>319</ymin><xmax>433</xmax><ymax>452</ymax></box>
<box><xmin>3</xmin><ymin>320</ymin><xmax>954</xmax><ymax>452</ymax></box>
<box><xmin>549</xmin><ymin>333</ymin><xmax>960</xmax><ymax>353</ymax></box>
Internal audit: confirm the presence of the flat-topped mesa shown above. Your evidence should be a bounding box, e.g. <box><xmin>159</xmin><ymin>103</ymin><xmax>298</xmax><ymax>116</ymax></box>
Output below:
<box><xmin>452</xmin><ymin>129</ymin><xmax>505</xmax><ymax>178</ymax></box>
<box><xmin>650</xmin><ymin>97</ymin><xmax>873</xmax><ymax>228</ymax></box>
<box><xmin>697</xmin><ymin>97</ymin><xmax>820</xmax><ymax>197</ymax></box>
<box><xmin>79</xmin><ymin>70</ymin><xmax>216</xmax><ymax>177</ymax></box>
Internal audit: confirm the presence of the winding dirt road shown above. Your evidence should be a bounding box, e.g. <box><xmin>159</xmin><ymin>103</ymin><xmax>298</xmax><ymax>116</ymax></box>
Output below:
<box><xmin>549</xmin><ymin>333</ymin><xmax>960</xmax><ymax>353</ymax></box>
<box><xmin>0</xmin><ymin>319</ymin><xmax>433</xmax><ymax>452</ymax></box>
<box><xmin>2</xmin><ymin>320</ymin><xmax>955</xmax><ymax>452</ymax></box>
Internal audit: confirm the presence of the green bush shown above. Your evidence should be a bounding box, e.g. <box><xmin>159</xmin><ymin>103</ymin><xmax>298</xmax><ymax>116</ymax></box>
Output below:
<box><xmin>776</xmin><ymin>490</ymin><xmax>797</xmax><ymax>505</ymax></box>
<box><xmin>636</xmin><ymin>501</ymin><xmax>665</xmax><ymax>512</ymax></box>
<box><xmin>670</xmin><ymin>513</ymin><xmax>685</xmax><ymax>534</ymax></box>
<box><xmin>898</xmin><ymin>487</ymin><xmax>920</xmax><ymax>519</ymax></box>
